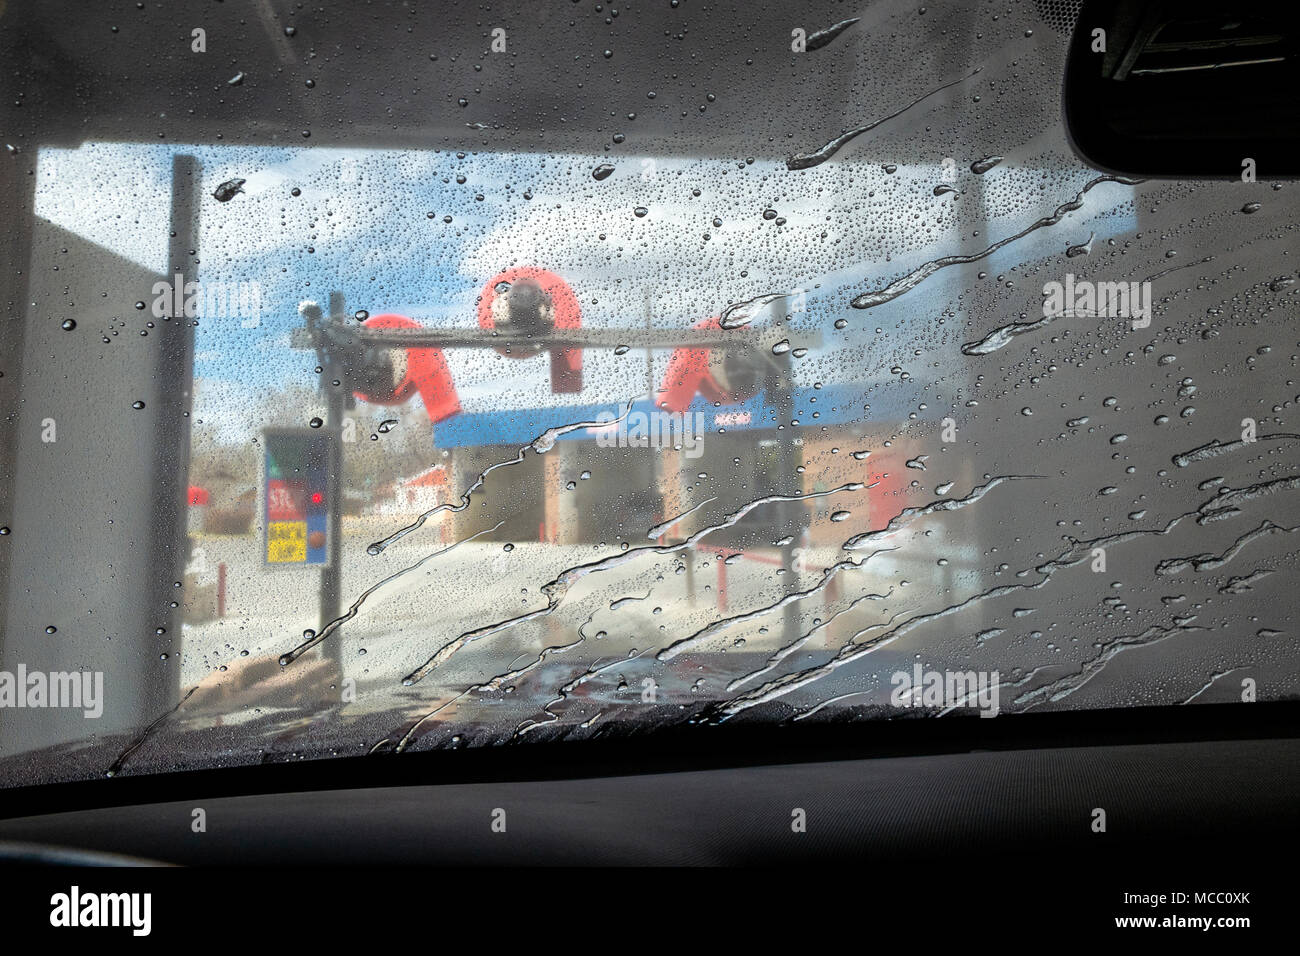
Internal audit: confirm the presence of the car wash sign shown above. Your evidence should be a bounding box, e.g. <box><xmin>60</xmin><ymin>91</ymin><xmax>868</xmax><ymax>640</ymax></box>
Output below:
<box><xmin>262</xmin><ymin>429</ymin><xmax>329</xmax><ymax>566</ymax></box>
<box><xmin>430</xmin><ymin>383</ymin><xmax>879</xmax><ymax>449</ymax></box>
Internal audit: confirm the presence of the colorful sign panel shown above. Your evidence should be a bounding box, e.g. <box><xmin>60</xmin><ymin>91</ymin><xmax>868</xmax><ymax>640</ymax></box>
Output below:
<box><xmin>263</xmin><ymin>430</ymin><xmax>330</xmax><ymax>566</ymax></box>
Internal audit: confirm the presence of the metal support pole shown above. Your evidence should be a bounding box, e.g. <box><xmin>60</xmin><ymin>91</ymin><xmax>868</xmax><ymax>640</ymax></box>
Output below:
<box><xmin>319</xmin><ymin>291</ymin><xmax>346</xmax><ymax>669</ymax></box>
<box><xmin>0</xmin><ymin>123</ymin><xmax>37</xmax><ymax>656</ymax></box>
<box><xmin>155</xmin><ymin>154</ymin><xmax>200</xmax><ymax>710</ymax></box>
<box><xmin>217</xmin><ymin>562</ymin><xmax>227</xmax><ymax>619</ymax></box>
<box><xmin>684</xmin><ymin>542</ymin><xmax>696</xmax><ymax>607</ymax></box>
<box><xmin>771</xmin><ymin>350</ymin><xmax>802</xmax><ymax>644</ymax></box>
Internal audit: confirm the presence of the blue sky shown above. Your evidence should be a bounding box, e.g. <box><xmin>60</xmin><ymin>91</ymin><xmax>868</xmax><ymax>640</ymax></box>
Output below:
<box><xmin>34</xmin><ymin>142</ymin><xmax>1137</xmax><ymax>439</ymax></box>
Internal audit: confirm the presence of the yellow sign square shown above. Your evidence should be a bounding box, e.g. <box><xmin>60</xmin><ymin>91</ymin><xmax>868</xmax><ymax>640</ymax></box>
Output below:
<box><xmin>267</xmin><ymin>520</ymin><xmax>308</xmax><ymax>563</ymax></box>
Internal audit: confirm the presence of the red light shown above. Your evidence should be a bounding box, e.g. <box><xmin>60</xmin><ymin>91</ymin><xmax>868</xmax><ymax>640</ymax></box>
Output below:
<box><xmin>310</xmin><ymin>492</ymin><xmax>324</xmax><ymax>505</ymax></box>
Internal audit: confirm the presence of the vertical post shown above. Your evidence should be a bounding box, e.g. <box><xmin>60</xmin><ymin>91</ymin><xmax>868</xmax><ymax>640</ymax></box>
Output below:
<box><xmin>685</xmin><ymin>545</ymin><xmax>696</xmax><ymax>606</ymax></box>
<box><xmin>770</xmin><ymin>350</ymin><xmax>802</xmax><ymax>644</ymax></box>
<box><xmin>717</xmin><ymin>555</ymin><xmax>728</xmax><ymax>613</ymax></box>
<box><xmin>644</xmin><ymin>285</ymin><xmax>655</xmax><ymax>399</ymax></box>
<box><xmin>217</xmin><ymin>561</ymin><xmax>227</xmax><ymax>619</ymax></box>
<box><xmin>154</xmin><ymin>154</ymin><xmax>200</xmax><ymax>708</ymax></box>
<box><xmin>956</xmin><ymin>163</ymin><xmax>990</xmax><ymax>595</ymax></box>
<box><xmin>0</xmin><ymin>117</ymin><xmax>37</xmax><ymax>643</ymax></box>
<box><xmin>319</xmin><ymin>291</ymin><xmax>346</xmax><ymax>670</ymax></box>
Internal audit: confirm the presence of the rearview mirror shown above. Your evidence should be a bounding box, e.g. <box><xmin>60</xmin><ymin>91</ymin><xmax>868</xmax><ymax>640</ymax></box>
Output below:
<box><xmin>1064</xmin><ymin>0</ymin><xmax>1300</xmax><ymax>177</ymax></box>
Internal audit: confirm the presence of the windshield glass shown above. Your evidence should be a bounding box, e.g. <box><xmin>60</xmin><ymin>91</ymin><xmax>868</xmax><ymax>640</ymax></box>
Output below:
<box><xmin>1</xmin><ymin>0</ymin><xmax>1296</xmax><ymax>786</ymax></box>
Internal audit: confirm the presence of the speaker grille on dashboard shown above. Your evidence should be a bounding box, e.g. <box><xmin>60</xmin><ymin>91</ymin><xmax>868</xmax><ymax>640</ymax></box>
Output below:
<box><xmin>1034</xmin><ymin>0</ymin><xmax>1084</xmax><ymax>34</ymax></box>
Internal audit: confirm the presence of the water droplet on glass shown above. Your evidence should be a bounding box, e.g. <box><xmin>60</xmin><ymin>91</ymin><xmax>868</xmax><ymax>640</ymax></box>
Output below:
<box><xmin>1066</xmin><ymin>232</ymin><xmax>1094</xmax><ymax>257</ymax></box>
<box><xmin>212</xmin><ymin>178</ymin><xmax>245</xmax><ymax>202</ymax></box>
